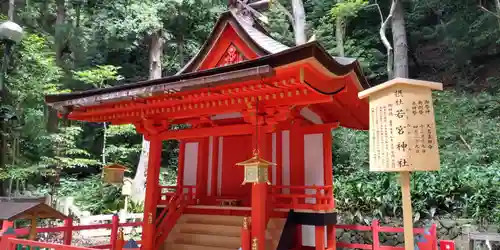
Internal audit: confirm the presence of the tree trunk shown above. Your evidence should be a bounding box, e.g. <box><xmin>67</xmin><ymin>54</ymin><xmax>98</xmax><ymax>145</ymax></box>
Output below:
<box><xmin>0</xmin><ymin>0</ymin><xmax>16</xmax><ymax>196</ymax></box>
<box><xmin>55</xmin><ymin>0</ymin><xmax>66</xmax><ymax>63</ymax></box>
<box><xmin>130</xmin><ymin>31</ymin><xmax>164</xmax><ymax>203</ymax></box>
<box><xmin>291</xmin><ymin>0</ymin><xmax>306</xmax><ymax>45</ymax></box>
<box><xmin>391</xmin><ymin>0</ymin><xmax>408</xmax><ymax>78</ymax></box>
<box><xmin>494</xmin><ymin>0</ymin><xmax>500</xmax><ymax>28</ymax></box>
<box><xmin>8</xmin><ymin>0</ymin><xmax>14</xmax><ymax>20</ymax></box>
<box><xmin>178</xmin><ymin>36</ymin><xmax>184</xmax><ymax>67</ymax></box>
<box><xmin>102</xmin><ymin>122</ymin><xmax>107</xmax><ymax>164</ymax></box>
<box><xmin>335</xmin><ymin>18</ymin><xmax>345</xmax><ymax>57</ymax></box>
<box><xmin>47</xmin><ymin>0</ymin><xmax>66</xmax><ymax>133</ymax></box>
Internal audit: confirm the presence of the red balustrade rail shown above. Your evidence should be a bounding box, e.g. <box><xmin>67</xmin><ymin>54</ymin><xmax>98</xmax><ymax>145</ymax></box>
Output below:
<box><xmin>3</xmin><ymin>238</ymin><xmax>95</xmax><ymax>250</ymax></box>
<box><xmin>4</xmin><ymin>214</ymin><xmax>142</xmax><ymax>250</ymax></box>
<box><xmin>270</xmin><ymin>185</ymin><xmax>334</xmax><ymax>211</ymax></box>
<box><xmin>336</xmin><ymin>220</ymin><xmax>438</xmax><ymax>250</ymax></box>
<box><xmin>158</xmin><ymin>185</ymin><xmax>197</xmax><ymax>205</ymax></box>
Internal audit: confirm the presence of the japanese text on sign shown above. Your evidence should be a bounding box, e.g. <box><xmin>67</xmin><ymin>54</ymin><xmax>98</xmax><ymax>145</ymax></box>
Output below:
<box><xmin>368</xmin><ymin>87</ymin><xmax>440</xmax><ymax>172</ymax></box>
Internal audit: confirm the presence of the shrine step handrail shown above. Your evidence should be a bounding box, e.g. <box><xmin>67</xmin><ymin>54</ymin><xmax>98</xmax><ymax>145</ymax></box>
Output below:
<box><xmin>158</xmin><ymin>185</ymin><xmax>196</xmax><ymax>205</ymax></box>
<box><xmin>154</xmin><ymin>189</ymin><xmax>192</xmax><ymax>249</ymax></box>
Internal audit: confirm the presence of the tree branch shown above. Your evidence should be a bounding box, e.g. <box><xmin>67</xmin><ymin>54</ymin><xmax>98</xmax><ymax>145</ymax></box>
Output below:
<box><xmin>367</xmin><ymin>0</ymin><xmax>397</xmax><ymax>79</ymax></box>
<box><xmin>273</xmin><ymin>1</ymin><xmax>296</xmax><ymax>34</ymax></box>
<box><xmin>459</xmin><ymin>134</ymin><xmax>472</xmax><ymax>151</ymax></box>
<box><xmin>478</xmin><ymin>4</ymin><xmax>500</xmax><ymax>19</ymax></box>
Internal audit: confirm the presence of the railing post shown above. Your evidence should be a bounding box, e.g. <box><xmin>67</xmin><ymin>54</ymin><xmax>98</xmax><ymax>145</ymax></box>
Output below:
<box><xmin>116</xmin><ymin>228</ymin><xmax>125</xmax><ymax>250</ymax></box>
<box><xmin>431</xmin><ymin>224</ymin><xmax>438</xmax><ymax>250</ymax></box>
<box><xmin>241</xmin><ymin>217</ymin><xmax>251</xmax><ymax>250</ymax></box>
<box><xmin>1</xmin><ymin>220</ymin><xmax>13</xmax><ymax>234</ymax></box>
<box><xmin>439</xmin><ymin>240</ymin><xmax>455</xmax><ymax>250</ymax></box>
<box><xmin>63</xmin><ymin>217</ymin><xmax>73</xmax><ymax>245</ymax></box>
<box><xmin>326</xmin><ymin>225</ymin><xmax>335</xmax><ymax>250</ymax></box>
<box><xmin>314</xmin><ymin>225</ymin><xmax>325</xmax><ymax>250</ymax></box>
<box><xmin>372</xmin><ymin>220</ymin><xmax>380</xmax><ymax>250</ymax></box>
<box><xmin>0</xmin><ymin>227</ymin><xmax>16</xmax><ymax>250</ymax></box>
<box><xmin>110</xmin><ymin>214</ymin><xmax>119</xmax><ymax>250</ymax></box>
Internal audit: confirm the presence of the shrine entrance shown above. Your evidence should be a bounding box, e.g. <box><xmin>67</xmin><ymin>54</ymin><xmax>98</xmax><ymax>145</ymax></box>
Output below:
<box><xmin>220</xmin><ymin>134</ymin><xmax>253</xmax><ymax>198</ymax></box>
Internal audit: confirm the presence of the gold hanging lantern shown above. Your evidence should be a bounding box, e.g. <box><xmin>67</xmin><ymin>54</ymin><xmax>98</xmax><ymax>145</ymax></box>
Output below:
<box><xmin>102</xmin><ymin>163</ymin><xmax>127</xmax><ymax>185</ymax></box>
<box><xmin>236</xmin><ymin>150</ymin><xmax>275</xmax><ymax>184</ymax></box>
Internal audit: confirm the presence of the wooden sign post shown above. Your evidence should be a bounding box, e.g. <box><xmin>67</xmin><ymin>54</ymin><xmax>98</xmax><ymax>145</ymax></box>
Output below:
<box><xmin>358</xmin><ymin>78</ymin><xmax>443</xmax><ymax>250</ymax></box>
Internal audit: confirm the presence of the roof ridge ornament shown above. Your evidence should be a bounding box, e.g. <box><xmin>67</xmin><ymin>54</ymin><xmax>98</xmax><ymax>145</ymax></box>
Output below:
<box><xmin>230</xmin><ymin>0</ymin><xmax>269</xmax><ymax>25</ymax></box>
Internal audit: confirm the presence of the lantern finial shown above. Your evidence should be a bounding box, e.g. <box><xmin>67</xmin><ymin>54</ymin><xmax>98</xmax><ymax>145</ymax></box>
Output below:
<box><xmin>236</xmin><ymin>150</ymin><xmax>275</xmax><ymax>184</ymax></box>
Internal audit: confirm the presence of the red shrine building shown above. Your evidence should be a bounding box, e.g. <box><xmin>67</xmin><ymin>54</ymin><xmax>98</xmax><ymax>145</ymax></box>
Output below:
<box><xmin>45</xmin><ymin>1</ymin><xmax>370</xmax><ymax>250</ymax></box>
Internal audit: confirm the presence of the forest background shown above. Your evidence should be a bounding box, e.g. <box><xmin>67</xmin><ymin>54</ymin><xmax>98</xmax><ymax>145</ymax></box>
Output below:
<box><xmin>0</xmin><ymin>0</ymin><xmax>498</xmax><ymax>225</ymax></box>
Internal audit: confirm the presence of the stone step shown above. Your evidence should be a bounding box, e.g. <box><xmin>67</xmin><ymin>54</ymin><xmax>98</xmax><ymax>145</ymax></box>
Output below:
<box><xmin>178</xmin><ymin>223</ymin><xmax>241</xmax><ymax>237</ymax></box>
<box><xmin>182</xmin><ymin>214</ymin><xmax>244</xmax><ymax>226</ymax></box>
<box><xmin>169</xmin><ymin>243</ymin><xmax>236</xmax><ymax>250</ymax></box>
<box><xmin>174</xmin><ymin>233</ymin><xmax>241</xmax><ymax>249</ymax></box>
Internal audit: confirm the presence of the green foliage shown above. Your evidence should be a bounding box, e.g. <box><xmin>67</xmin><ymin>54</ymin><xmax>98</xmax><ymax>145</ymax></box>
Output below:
<box><xmin>72</xmin><ymin>65</ymin><xmax>123</xmax><ymax>88</ymax></box>
<box><xmin>0</xmin><ymin>0</ymin><xmax>498</xmax><ymax>221</ymax></box>
<box><xmin>38</xmin><ymin>126</ymin><xmax>100</xmax><ymax>173</ymax></box>
<box><xmin>105</xmin><ymin>125</ymin><xmax>142</xmax><ymax>168</ymax></box>
<box><xmin>56</xmin><ymin>176</ymin><xmax>124</xmax><ymax>214</ymax></box>
<box><xmin>1</xmin><ymin>33</ymin><xmax>65</xmax><ymax>184</ymax></box>
<box><xmin>334</xmin><ymin>91</ymin><xmax>500</xmax><ymax>224</ymax></box>
<box><xmin>330</xmin><ymin>0</ymin><xmax>369</xmax><ymax>20</ymax></box>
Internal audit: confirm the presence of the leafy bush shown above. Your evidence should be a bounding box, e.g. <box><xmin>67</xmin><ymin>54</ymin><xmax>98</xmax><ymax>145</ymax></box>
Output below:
<box><xmin>333</xmin><ymin>90</ymin><xmax>500</xmax><ymax>224</ymax></box>
<box><xmin>55</xmin><ymin>176</ymin><xmax>124</xmax><ymax>214</ymax></box>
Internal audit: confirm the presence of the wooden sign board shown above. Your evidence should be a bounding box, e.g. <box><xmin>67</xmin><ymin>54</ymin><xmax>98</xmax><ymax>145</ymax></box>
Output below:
<box><xmin>358</xmin><ymin>78</ymin><xmax>443</xmax><ymax>172</ymax></box>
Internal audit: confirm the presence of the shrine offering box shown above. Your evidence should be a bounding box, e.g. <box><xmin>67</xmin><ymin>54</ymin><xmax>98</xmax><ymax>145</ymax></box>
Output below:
<box><xmin>358</xmin><ymin>78</ymin><xmax>443</xmax><ymax>172</ymax></box>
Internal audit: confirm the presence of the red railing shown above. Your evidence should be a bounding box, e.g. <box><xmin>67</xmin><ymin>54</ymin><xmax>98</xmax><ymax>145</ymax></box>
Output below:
<box><xmin>158</xmin><ymin>185</ymin><xmax>197</xmax><ymax>205</ymax></box>
<box><xmin>335</xmin><ymin>220</ymin><xmax>438</xmax><ymax>250</ymax></box>
<box><xmin>3</xmin><ymin>237</ymin><xmax>95</xmax><ymax>250</ymax></box>
<box><xmin>4</xmin><ymin>214</ymin><xmax>142</xmax><ymax>249</ymax></box>
<box><xmin>270</xmin><ymin>185</ymin><xmax>334</xmax><ymax>211</ymax></box>
<box><xmin>154</xmin><ymin>185</ymin><xmax>197</xmax><ymax>249</ymax></box>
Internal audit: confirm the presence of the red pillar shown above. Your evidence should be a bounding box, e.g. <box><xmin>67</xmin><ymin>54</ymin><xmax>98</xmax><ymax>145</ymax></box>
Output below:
<box><xmin>327</xmin><ymin>225</ymin><xmax>336</xmax><ymax>250</ymax></box>
<box><xmin>250</xmin><ymin>115</ymin><xmax>269</xmax><ymax>250</ymax></box>
<box><xmin>251</xmin><ymin>182</ymin><xmax>267</xmax><ymax>250</ymax></box>
<box><xmin>315</xmin><ymin>226</ymin><xmax>325</xmax><ymax>250</ymax></box>
<box><xmin>141</xmin><ymin>138</ymin><xmax>162</xmax><ymax>250</ymax></box>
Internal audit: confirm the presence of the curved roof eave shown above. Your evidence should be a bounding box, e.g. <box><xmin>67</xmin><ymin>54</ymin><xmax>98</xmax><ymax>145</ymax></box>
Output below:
<box><xmin>45</xmin><ymin>42</ymin><xmax>370</xmax><ymax>105</ymax></box>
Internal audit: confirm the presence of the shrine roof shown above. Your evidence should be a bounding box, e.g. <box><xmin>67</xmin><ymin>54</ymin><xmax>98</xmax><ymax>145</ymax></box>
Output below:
<box><xmin>0</xmin><ymin>201</ymin><xmax>67</xmax><ymax>221</ymax></box>
<box><xmin>177</xmin><ymin>10</ymin><xmax>290</xmax><ymax>74</ymax></box>
<box><xmin>45</xmin><ymin>41</ymin><xmax>369</xmax><ymax>108</ymax></box>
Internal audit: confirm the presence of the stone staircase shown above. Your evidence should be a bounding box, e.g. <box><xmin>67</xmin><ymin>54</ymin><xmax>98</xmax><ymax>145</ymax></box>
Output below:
<box><xmin>163</xmin><ymin>214</ymin><xmax>286</xmax><ymax>250</ymax></box>
<box><xmin>164</xmin><ymin>214</ymin><xmax>244</xmax><ymax>250</ymax></box>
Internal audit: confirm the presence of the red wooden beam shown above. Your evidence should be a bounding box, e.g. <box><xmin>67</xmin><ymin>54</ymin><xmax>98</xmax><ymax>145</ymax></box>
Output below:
<box><xmin>152</xmin><ymin>124</ymin><xmax>274</xmax><ymax>141</ymax></box>
<box><xmin>148</xmin><ymin>122</ymin><xmax>339</xmax><ymax>141</ymax></box>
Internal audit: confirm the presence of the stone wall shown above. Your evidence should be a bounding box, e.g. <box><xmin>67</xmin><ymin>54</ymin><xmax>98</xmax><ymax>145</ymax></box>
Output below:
<box><xmin>335</xmin><ymin>216</ymin><xmax>499</xmax><ymax>250</ymax></box>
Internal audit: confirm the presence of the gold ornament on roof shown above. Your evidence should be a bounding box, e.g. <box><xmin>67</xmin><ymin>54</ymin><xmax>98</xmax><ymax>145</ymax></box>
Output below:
<box><xmin>236</xmin><ymin>149</ymin><xmax>275</xmax><ymax>184</ymax></box>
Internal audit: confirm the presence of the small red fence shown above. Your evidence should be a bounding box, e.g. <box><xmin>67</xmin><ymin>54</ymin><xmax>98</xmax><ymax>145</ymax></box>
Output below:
<box><xmin>0</xmin><ymin>184</ymin><xmax>446</xmax><ymax>250</ymax></box>
<box><xmin>335</xmin><ymin>220</ymin><xmax>437</xmax><ymax>250</ymax></box>
<box><xmin>1</xmin><ymin>237</ymin><xmax>96</xmax><ymax>250</ymax></box>
<box><xmin>1</xmin><ymin>213</ymin><xmax>142</xmax><ymax>250</ymax></box>
<box><xmin>2</xmin><ymin>219</ymin><xmax>439</xmax><ymax>250</ymax></box>
<box><xmin>270</xmin><ymin>185</ymin><xmax>334</xmax><ymax>211</ymax></box>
